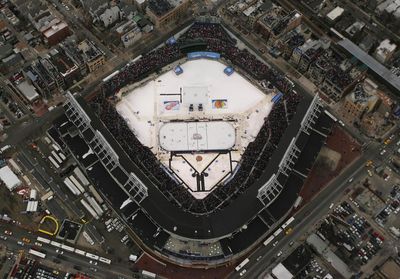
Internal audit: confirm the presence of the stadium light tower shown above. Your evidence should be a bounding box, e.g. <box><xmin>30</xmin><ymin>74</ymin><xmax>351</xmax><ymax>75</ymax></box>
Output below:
<box><xmin>257</xmin><ymin>174</ymin><xmax>283</xmax><ymax>206</ymax></box>
<box><xmin>300</xmin><ymin>94</ymin><xmax>322</xmax><ymax>135</ymax></box>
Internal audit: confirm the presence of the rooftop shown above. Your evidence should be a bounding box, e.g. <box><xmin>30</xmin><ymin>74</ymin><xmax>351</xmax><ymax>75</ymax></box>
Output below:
<box><xmin>50</xmin><ymin>49</ymin><xmax>78</xmax><ymax>77</ymax></box>
<box><xmin>346</xmin><ymin>79</ymin><xmax>379</xmax><ymax>106</ymax></box>
<box><xmin>272</xmin><ymin>263</ymin><xmax>293</xmax><ymax>279</ymax></box>
<box><xmin>376</xmin><ymin>39</ymin><xmax>397</xmax><ymax>55</ymax></box>
<box><xmin>42</xmin><ymin>21</ymin><xmax>68</xmax><ymax>38</ymax></box>
<box><xmin>337</xmin><ymin>38</ymin><xmax>400</xmax><ymax>94</ymax></box>
<box><xmin>379</xmin><ymin>259</ymin><xmax>400</xmax><ymax>279</ymax></box>
<box><xmin>0</xmin><ymin>165</ymin><xmax>21</xmax><ymax>191</ymax></box>
<box><xmin>83</xmin><ymin>0</ymin><xmax>109</xmax><ymax>11</ymax></box>
<box><xmin>326</xmin><ymin>6</ymin><xmax>344</xmax><ymax>21</ymax></box>
<box><xmin>16</xmin><ymin>80</ymin><xmax>40</xmax><ymax>102</ymax></box>
<box><xmin>148</xmin><ymin>0</ymin><xmax>177</xmax><ymax>17</ymax></box>
<box><xmin>77</xmin><ymin>40</ymin><xmax>104</xmax><ymax>62</ymax></box>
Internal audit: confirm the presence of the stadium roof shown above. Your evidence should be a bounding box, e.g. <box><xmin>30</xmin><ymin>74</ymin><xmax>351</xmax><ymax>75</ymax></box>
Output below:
<box><xmin>0</xmin><ymin>166</ymin><xmax>21</xmax><ymax>191</ymax></box>
<box><xmin>337</xmin><ymin>38</ymin><xmax>400</xmax><ymax>94</ymax></box>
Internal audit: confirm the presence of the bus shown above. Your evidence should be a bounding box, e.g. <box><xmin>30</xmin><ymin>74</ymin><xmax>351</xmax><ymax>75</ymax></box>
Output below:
<box><xmin>324</xmin><ymin>110</ymin><xmax>337</xmax><ymax>122</ymax></box>
<box><xmin>74</xmin><ymin>249</ymin><xmax>86</xmax><ymax>256</ymax></box>
<box><xmin>89</xmin><ymin>185</ymin><xmax>104</xmax><ymax>204</ymax></box>
<box><xmin>99</xmin><ymin>257</ymin><xmax>112</xmax><ymax>264</ymax></box>
<box><xmin>102</xmin><ymin>70</ymin><xmax>120</xmax><ymax>83</ymax></box>
<box><xmin>50</xmin><ymin>241</ymin><xmax>61</xmax><ymax>248</ymax></box>
<box><xmin>235</xmin><ymin>258</ymin><xmax>250</xmax><ymax>272</ymax></box>
<box><xmin>37</xmin><ymin>236</ymin><xmax>51</xmax><ymax>244</ymax></box>
<box><xmin>48</xmin><ymin>156</ymin><xmax>60</xmax><ymax>169</ymax></box>
<box><xmin>263</xmin><ymin>235</ymin><xmax>274</xmax><ymax>246</ymax></box>
<box><xmin>52</xmin><ymin>144</ymin><xmax>60</xmax><ymax>152</ymax></box>
<box><xmin>69</xmin><ymin>175</ymin><xmax>85</xmax><ymax>194</ymax></box>
<box><xmin>51</xmin><ymin>151</ymin><xmax>63</xmax><ymax>164</ymax></box>
<box><xmin>142</xmin><ymin>270</ymin><xmax>156</xmax><ymax>279</ymax></box>
<box><xmin>273</xmin><ymin>228</ymin><xmax>283</xmax><ymax>237</ymax></box>
<box><xmin>129</xmin><ymin>55</ymin><xmax>142</xmax><ymax>65</ymax></box>
<box><xmin>61</xmin><ymin>244</ymin><xmax>74</xmax><ymax>252</ymax></box>
<box><xmin>58</xmin><ymin>152</ymin><xmax>67</xmax><ymax>161</ymax></box>
<box><xmin>44</xmin><ymin>137</ymin><xmax>52</xmax><ymax>144</ymax></box>
<box><xmin>63</xmin><ymin>177</ymin><xmax>80</xmax><ymax>196</ymax></box>
<box><xmin>281</xmin><ymin>217</ymin><xmax>295</xmax><ymax>229</ymax></box>
<box><xmin>85</xmin><ymin>253</ymin><xmax>99</xmax><ymax>260</ymax></box>
<box><xmin>29</xmin><ymin>249</ymin><xmax>46</xmax><ymax>259</ymax></box>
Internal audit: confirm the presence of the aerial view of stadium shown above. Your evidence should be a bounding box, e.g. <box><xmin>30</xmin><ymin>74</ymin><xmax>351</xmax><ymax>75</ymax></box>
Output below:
<box><xmin>3</xmin><ymin>0</ymin><xmax>400</xmax><ymax>277</ymax></box>
<box><xmin>52</xmin><ymin>20</ymin><xmax>334</xmax><ymax>266</ymax></box>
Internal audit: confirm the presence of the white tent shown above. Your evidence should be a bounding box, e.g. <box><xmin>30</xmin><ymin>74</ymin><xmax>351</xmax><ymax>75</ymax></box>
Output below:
<box><xmin>0</xmin><ymin>166</ymin><xmax>22</xmax><ymax>191</ymax></box>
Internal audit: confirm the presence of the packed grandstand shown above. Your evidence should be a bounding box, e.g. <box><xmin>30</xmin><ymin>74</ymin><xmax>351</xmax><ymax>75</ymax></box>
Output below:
<box><xmin>92</xmin><ymin>22</ymin><xmax>303</xmax><ymax>215</ymax></box>
<box><xmin>51</xmin><ymin>21</ymin><xmax>335</xmax><ymax>265</ymax></box>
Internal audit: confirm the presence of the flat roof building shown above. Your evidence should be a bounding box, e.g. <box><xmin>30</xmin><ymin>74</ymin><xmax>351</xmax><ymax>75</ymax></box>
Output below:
<box><xmin>271</xmin><ymin>263</ymin><xmax>293</xmax><ymax>279</ymax></box>
<box><xmin>0</xmin><ymin>166</ymin><xmax>22</xmax><ymax>191</ymax></box>
<box><xmin>42</xmin><ymin>20</ymin><xmax>70</xmax><ymax>46</ymax></box>
<box><xmin>16</xmin><ymin>80</ymin><xmax>40</xmax><ymax>102</ymax></box>
<box><xmin>326</xmin><ymin>7</ymin><xmax>344</xmax><ymax>22</ymax></box>
<box><xmin>146</xmin><ymin>0</ymin><xmax>190</xmax><ymax>28</ymax></box>
<box><xmin>340</xmin><ymin>78</ymin><xmax>380</xmax><ymax>123</ymax></box>
<box><xmin>375</xmin><ymin>39</ymin><xmax>397</xmax><ymax>64</ymax></box>
<box><xmin>256</xmin><ymin>7</ymin><xmax>302</xmax><ymax>44</ymax></box>
<box><xmin>77</xmin><ymin>39</ymin><xmax>106</xmax><ymax>72</ymax></box>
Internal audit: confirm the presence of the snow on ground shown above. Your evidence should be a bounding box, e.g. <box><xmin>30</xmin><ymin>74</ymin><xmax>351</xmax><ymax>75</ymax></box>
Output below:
<box><xmin>202</xmin><ymin>153</ymin><xmax>236</xmax><ymax>191</ymax></box>
<box><xmin>155</xmin><ymin>59</ymin><xmax>266</xmax><ymax>118</ymax></box>
<box><xmin>116</xmin><ymin>82</ymin><xmax>156</xmax><ymax>148</ymax></box>
<box><xmin>116</xmin><ymin>58</ymin><xmax>274</xmax><ymax>198</ymax></box>
<box><xmin>168</xmin><ymin>153</ymin><xmax>235</xmax><ymax>199</ymax></box>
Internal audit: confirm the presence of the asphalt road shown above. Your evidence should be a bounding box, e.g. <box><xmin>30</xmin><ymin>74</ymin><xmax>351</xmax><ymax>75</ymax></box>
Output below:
<box><xmin>48</xmin><ymin>0</ymin><xmax>114</xmax><ymax>59</ymax></box>
<box><xmin>0</xmin><ymin>3</ymin><xmax>395</xmax><ymax>278</ymax></box>
<box><xmin>230</xmin><ymin>135</ymin><xmax>400</xmax><ymax>279</ymax></box>
<box><xmin>0</xmin><ymin>223</ymin><xmax>136</xmax><ymax>278</ymax></box>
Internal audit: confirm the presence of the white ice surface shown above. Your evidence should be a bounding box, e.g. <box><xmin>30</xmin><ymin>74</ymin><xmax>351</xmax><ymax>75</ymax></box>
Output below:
<box><xmin>116</xmin><ymin>58</ymin><xmax>274</xmax><ymax>198</ymax></box>
<box><xmin>159</xmin><ymin>121</ymin><xmax>235</xmax><ymax>151</ymax></box>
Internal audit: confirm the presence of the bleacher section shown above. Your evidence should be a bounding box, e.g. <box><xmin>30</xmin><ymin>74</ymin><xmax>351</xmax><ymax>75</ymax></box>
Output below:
<box><xmin>52</xmin><ymin>22</ymin><xmax>335</xmax><ymax>265</ymax></box>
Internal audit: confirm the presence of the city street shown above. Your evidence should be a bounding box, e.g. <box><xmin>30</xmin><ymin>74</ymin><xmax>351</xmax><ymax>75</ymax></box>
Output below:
<box><xmin>0</xmin><ymin>223</ymin><xmax>135</xmax><ymax>278</ymax></box>
<box><xmin>231</xmin><ymin>132</ymin><xmax>400</xmax><ymax>278</ymax></box>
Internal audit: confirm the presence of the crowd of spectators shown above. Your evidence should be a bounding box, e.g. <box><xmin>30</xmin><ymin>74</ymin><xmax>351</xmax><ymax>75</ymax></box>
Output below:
<box><xmin>90</xmin><ymin>22</ymin><xmax>302</xmax><ymax>215</ymax></box>
<box><xmin>102</xmin><ymin>45</ymin><xmax>183</xmax><ymax>96</ymax></box>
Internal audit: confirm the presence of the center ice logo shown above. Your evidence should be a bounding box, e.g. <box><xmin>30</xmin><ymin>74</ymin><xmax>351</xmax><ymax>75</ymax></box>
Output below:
<box><xmin>163</xmin><ymin>101</ymin><xmax>180</xmax><ymax>111</ymax></box>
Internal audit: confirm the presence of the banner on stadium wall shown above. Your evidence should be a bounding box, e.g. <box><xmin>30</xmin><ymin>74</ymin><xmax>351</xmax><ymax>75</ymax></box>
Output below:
<box><xmin>187</xmin><ymin>52</ymin><xmax>220</xmax><ymax>60</ymax></box>
<box><xmin>163</xmin><ymin>101</ymin><xmax>180</xmax><ymax>111</ymax></box>
<box><xmin>212</xmin><ymin>99</ymin><xmax>228</xmax><ymax>109</ymax></box>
